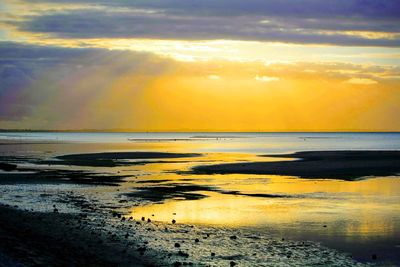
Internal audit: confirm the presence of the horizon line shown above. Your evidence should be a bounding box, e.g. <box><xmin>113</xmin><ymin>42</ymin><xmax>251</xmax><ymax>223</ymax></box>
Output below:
<box><xmin>0</xmin><ymin>129</ymin><xmax>399</xmax><ymax>133</ymax></box>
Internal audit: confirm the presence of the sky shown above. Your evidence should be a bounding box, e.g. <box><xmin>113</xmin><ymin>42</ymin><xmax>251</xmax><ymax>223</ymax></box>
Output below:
<box><xmin>0</xmin><ymin>0</ymin><xmax>399</xmax><ymax>131</ymax></box>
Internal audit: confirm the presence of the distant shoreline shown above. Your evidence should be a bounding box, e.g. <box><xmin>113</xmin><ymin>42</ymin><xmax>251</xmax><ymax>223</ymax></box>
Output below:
<box><xmin>1</xmin><ymin>130</ymin><xmax>400</xmax><ymax>133</ymax></box>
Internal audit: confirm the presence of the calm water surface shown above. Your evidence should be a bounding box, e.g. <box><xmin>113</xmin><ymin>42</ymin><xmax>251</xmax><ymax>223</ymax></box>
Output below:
<box><xmin>1</xmin><ymin>132</ymin><xmax>399</xmax><ymax>263</ymax></box>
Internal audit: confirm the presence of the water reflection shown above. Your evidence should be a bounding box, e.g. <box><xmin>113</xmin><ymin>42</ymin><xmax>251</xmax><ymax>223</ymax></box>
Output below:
<box><xmin>131</xmin><ymin>178</ymin><xmax>400</xmax><ymax>237</ymax></box>
<box><xmin>1</xmin><ymin>132</ymin><xmax>400</xmax><ymax>262</ymax></box>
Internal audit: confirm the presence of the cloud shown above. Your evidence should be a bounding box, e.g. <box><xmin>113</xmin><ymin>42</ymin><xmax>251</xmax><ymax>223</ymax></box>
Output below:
<box><xmin>22</xmin><ymin>0</ymin><xmax>400</xmax><ymax>19</ymax></box>
<box><xmin>0</xmin><ymin>42</ymin><xmax>175</xmax><ymax>123</ymax></box>
<box><xmin>207</xmin><ymin>75</ymin><xmax>221</xmax><ymax>80</ymax></box>
<box><xmin>345</xmin><ymin>78</ymin><xmax>378</xmax><ymax>85</ymax></box>
<box><xmin>1</xmin><ymin>42</ymin><xmax>399</xmax><ymax>130</ymax></box>
<box><xmin>255</xmin><ymin>75</ymin><xmax>280</xmax><ymax>82</ymax></box>
<box><xmin>4</xmin><ymin>0</ymin><xmax>400</xmax><ymax>47</ymax></box>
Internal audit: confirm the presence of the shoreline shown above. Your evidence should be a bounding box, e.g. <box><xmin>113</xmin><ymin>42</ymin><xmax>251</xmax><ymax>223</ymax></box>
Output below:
<box><xmin>1</xmin><ymin>149</ymin><xmax>399</xmax><ymax>266</ymax></box>
<box><xmin>0</xmin><ymin>203</ymin><xmax>370</xmax><ymax>267</ymax></box>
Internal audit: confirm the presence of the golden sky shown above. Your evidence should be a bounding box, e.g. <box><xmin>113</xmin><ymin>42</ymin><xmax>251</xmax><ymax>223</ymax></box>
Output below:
<box><xmin>0</xmin><ymin>0</ymin><xmax>399</xmax><ymax>131</ymax></box>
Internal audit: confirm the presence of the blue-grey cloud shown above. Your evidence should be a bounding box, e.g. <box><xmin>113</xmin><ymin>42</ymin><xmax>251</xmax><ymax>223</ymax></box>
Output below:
<box><xmin>0</xmin><ymin>43</ymin><xmax>96</xmax><ymax>120</ymax></box>
<box><xmin>0</xmin><ymin>42</ymin><xmax>173</xmax><ymax>121</ymax></box>
<box><xmin>10</xmin><ymin>0</ymin><xmax>400</xmax><ymax>46</ymax></box>
<box><xmin>25</xmin><ymin>0</ymin><xmax>400</xmax><ymax>18</ymax></box>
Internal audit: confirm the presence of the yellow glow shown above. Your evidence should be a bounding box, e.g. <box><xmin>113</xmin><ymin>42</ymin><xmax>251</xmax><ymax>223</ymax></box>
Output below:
<box><xmin>2</xmin><ymin>54</ymin><xmax>399</xmax><ymax>131</ymax></box>
<box><xmin>129</xmin><ymin>151</ymin><xmax>400</xmax><ymax>237</ymax></box>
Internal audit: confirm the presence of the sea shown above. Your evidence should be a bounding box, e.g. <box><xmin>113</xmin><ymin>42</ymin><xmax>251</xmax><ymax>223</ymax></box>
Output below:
<box><xmin>0</xmin><ymin>132</ymin><xmax>399</xmax><ymax>264</ymax></box>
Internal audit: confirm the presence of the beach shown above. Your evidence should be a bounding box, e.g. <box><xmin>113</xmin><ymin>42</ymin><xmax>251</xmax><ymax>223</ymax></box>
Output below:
<box><xmin>0</xmin><ymin>132</ymin><xmax>399</xmax><ymax>266</ymax></box>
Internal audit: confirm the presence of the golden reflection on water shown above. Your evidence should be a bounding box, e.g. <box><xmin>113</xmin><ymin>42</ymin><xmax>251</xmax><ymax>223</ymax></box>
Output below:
<box><xmin>1</xmin><ymin>139</ymin><xmax>399</xmax><ymax>239</ymax></box>
<box><xmin>129</xmin><ymin>151</ymin><xmax>400</xmax><ymax>239</ymax></box>
<box><xmin>131</xmin><ymin>184</ymin><xmax>399</xmax><ymax>235</ymax></box>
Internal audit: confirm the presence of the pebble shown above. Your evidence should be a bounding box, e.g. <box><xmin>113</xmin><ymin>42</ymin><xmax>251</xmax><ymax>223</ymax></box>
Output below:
<box><xmin>178</xmin><ymin>251</ymin><xmax>189</xmax><ymax>257</ymax></box>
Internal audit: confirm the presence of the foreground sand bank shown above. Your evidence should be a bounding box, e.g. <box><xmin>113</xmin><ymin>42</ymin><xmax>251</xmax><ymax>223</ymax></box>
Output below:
<box><xmin>0</xmin><ymin>204</ymin><xmax>158</xmax><ymax>267</ymax></box>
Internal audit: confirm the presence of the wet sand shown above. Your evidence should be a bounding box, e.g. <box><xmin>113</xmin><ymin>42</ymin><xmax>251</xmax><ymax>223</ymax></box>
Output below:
<box><xmin>0</xmin><ymin>204</ymin><xmax>158</xmax><ymax>267</ymax></box>
<box><xmin>43</xmin><ymin>152</ymin><xmax>202</xmax><ymax>167</ymax></box>
<box><xmin>0</xmin><ymin>203</ymin><xmax>366</xmax><ymax>267</ymax></box>
<box><xmin>0</xmin><ymin>149</ymin><xmax>396</xmax><ymax>266</ymax></box>
<box><xmin>193</xmin><ymin>150</ymin><xmax>400</xmax><ymax>179</ymax></box>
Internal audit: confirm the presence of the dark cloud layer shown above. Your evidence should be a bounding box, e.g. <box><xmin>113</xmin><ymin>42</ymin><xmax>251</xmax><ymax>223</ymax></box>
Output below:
<box><xmin>13</xmin><ymin>0</ymin><xmax>400</xmax><ymax>46</ymax></box>
<box><xmin>0</xmin><ymin>43</ymin><xmax>92</xmax><ymax>120</ymax></box>
<box><xmin>0</xmin><ymin>42</ymin><xmax>171</xmax><ymax>121</ymax></box>
<box><xmin>26</xmin><ymin>0</ymin><xmax>400</xmax><ymax>18</ymax></box>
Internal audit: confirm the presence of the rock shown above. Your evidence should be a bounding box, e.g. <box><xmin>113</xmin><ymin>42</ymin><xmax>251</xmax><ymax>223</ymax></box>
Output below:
<box><xmin>178</xmin><ymin>251</ymin><xmax>189</xmax><ymax>257</ymax></box>
<box><xmin>173</xmin><ymin>262</ymin><xmax>182</xmax><ymax>267</ymax></box>
<box><xmin>137</xmin><ymin>246</ymin><xmax>146</xmax><ymax>255</ymax></box>
<box><xmin>172</xmin><ymin>219</ymin><xmax>176</xmax><ymax>224</ymax></box>
<box><xmin>230</xmin><ymin>235</ymin><xmax>237</xmax><ymax>240</ymax></box>
<box><xmin>211</xmin><ymin>252</ymin><xmax>215</xmax><ymax>257</ymax></box>
<box><xmin>194</xmin><ymin>238</ymin><xmax>199</xmax><ymax>243</ymax></box>
<box><xmin>175</xmin><ymin>243</ymin><xmax>181</xmax><ymax>248</ymax></box>
<box><xmin>147</xmin><ymin>218</ymin><xmax>151</xmax><ymax>223</ymax></box>
<box><xmin>230</xmin><ymin>261</ymin><xmax>236</xmax><ymax>266</ymax></box>
<box><xmin>141</xmin><ymin>217</ymin><xmax>145</xmax><ymax>221</ymax></box>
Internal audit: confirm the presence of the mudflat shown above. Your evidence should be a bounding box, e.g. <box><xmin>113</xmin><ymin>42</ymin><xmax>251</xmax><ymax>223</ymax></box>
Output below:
<box><xmin>192</xmin><ymin>150</ymin><xmax>400</xmax><ymax>179</ymax></box>
<box><xmin>45</xmin><ymin>152</ymin><xmax>202</xmax><ymax>167</ymax></box>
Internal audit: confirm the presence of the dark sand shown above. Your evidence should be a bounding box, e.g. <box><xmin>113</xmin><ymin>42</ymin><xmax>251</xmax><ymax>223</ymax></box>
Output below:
<box><xmin>0</xmin><ymin>162</ymin><xmax>17</xmax><ymax>171</ymax></box>
<box><xmin>0</xmin><ymin>169</ymin><xmax>129</xmax><ymax>186</ymax></box>
<box><xmin>192</xmin><ymin>150</ymin><xmax>400</xmax><ymax>179</ymax></box>
<box><xmin>58</xmin><ymin>152</ymin><xmax>201</xmax><ymax>160</ymax></box>
<box><xmin>41</xmin><ymin>152</ymin><xmax>202</xmax><ymax>167</ymax></box>
<box><xmin>0</xmin><ymin>205</ymin><xmax>158</xmax><ymax>267</ymax></box>
<box><xmin>126</xmin><ymin>183</ymin><xmax>297</xmax><ymax>203</ymax></box>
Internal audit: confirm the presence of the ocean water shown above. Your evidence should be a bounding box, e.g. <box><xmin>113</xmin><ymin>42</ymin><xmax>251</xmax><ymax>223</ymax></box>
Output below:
<box><xmin>1</xmin><ymin>131</ymin><xmax>400</xmax><ymax>153</ymax></box>
<box><xmin>1</xmin><ymin>132</ymin><xmax>399</xmax><ymax>264</ymax></box>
